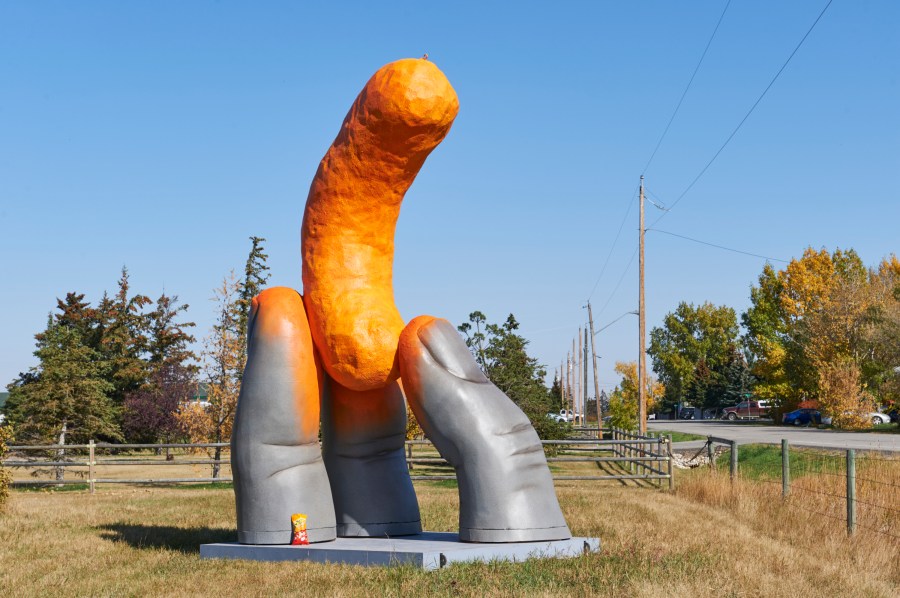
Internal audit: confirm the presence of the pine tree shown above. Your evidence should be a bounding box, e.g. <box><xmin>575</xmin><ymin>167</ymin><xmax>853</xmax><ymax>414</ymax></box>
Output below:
<box><xmin>6</xmin><ymin>321</ymin><xmax>120</xmax><ymax>478</ymax></box>
<box><xmin>458</xmin><ymin>312</ymin><xmax>566</xmax><ymax>439</ymax></box>
<box><xmin>96</xmin><ymin>268</ymin><xmax>152</xmax><ymax>408</ymax></box>
<box><xmin>237</xmin><ymin>236</ymin><xmax>270</xmax><ymax>365</ymax></box>
<box><xmin>146</xmin><ymin>292</ymin><xmax>197</xmax><ymax>375</ymax></box>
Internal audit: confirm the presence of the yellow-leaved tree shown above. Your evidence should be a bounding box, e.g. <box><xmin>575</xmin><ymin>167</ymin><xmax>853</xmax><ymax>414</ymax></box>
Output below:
<box><xmin>0</xmin><ymin>425</ymin><xmax>13</xmax><ymax>509</ymax></box>
<box><xmin>608</xmin><ymin>361</ymin><xmax>664</xmax><ymax>431</ymax></box>
<box><xmin>745</xmin><ymin>247</ymin><xmax>897</xmax><ymax>428</ymax></box>
<box><xmin>175</xmin><ymin>273</ymin><xmax>243</xmax><ymax>478</ymax></box>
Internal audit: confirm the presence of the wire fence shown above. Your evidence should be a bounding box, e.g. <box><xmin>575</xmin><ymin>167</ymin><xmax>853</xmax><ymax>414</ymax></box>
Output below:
<box><xmin>692</xmin><ymin>436</ymin><xmax>900</xmax><ymax>541</ymax></box>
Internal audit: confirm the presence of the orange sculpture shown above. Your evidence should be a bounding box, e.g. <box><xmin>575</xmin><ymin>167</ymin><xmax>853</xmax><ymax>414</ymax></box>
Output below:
<box><xmin>301</xmin><ymin>58</ymin><xmax>460</xmax><ymax>392</ymax></box>
<box><xmin>233</xmin><ymin>58</ymin><xmax>572</xmax><ymax>547</ymax></box>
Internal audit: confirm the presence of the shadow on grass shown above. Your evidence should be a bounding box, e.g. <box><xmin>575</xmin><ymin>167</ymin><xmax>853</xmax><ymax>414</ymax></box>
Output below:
<box><xmin>98</xmin><ymin>523</ymin><xmax>235</xmax><ymax>553</ymax></box>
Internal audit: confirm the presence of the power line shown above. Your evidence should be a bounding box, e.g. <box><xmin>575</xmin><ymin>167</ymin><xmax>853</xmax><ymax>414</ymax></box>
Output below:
<box><xmin>596</xmin><ymin>245</ymin><xmax>639</xmax><ymax>317</ymax></box>
<box><xmin>648</xmin><ymin>228</ymin><xmax>789</xmax><ymax>263</ymax></box>
<box><xmin>642</xmin><ymin>0</ymin><xmax>733</xmax><ymax>176</ymax></box>
<box><xmin>586</xmin><ymin>185</ymin><xmax>639</xmax><ymax>301</ymax></box>
<box><xmin>594</xmin><ymin>310</ymin><xmax>638</xmax><ymax>336</ymax></box>
<box><xmin>652</xmin><ymin>0</ymin><xmax>835</xmax><ymax>228</ymax></box>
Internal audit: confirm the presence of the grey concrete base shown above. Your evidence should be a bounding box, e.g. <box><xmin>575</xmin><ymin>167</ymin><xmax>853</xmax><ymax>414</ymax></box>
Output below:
<box><xmin>200</xmin><ymin>532</ymin><xmax>600</xmax><ymax>570</ymax></box>
<box><xmin>337</xmin><ymin>520</ymin><xmax>422</xmax><ymax>538</ymax></box>
<box><xmin>460</xmin><ymin>524</ymin><xmax>572</xmax><ymax>543</ymax></box>
<box><xmin>237</xmin><ymin>526</ymin><xmax>336</xmax><ymax>545</ymax></box>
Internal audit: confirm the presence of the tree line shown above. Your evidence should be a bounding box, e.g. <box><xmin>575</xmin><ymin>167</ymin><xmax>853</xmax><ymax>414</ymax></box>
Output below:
<box><xmin>646</xmin><ymin>247</ymin><xmax>899</xmax><ymax>428</ymax></box>
<box><xmin>2</xmin><ymin>238</ymin><xmax>270</xmax><ymax>456</ymax></box>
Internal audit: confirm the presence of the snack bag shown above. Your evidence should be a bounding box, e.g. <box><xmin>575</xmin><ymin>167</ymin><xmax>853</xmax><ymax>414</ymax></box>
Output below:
<box><xmin>290</xmin><ymin>513</ymin><xmax>309</xmax><ymax>545</ymax></box>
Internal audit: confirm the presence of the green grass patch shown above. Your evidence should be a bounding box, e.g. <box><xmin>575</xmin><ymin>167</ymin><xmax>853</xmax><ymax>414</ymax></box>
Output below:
<box><xmin>13</xmin><ymin>482</ymin><xmax>90</xmax><ymax>493</ymax></box>
<box><xmin>713</xmin><ymin>444</ymin><xmax>844</xmax><ymax>480</ymax></box>
<box><xmin>654</xmin><ymin>430</ymin><xmax>707</xmax><ymax>443</ymax></box>
<box><xmin>870</xmin><ymin>423</ymin><xmax>898</xmax><ymax>434</ymax></box>
<box><xmin>416</xmin><ymin>479</ymin><xmax>458</xmax><ymax>489</ymax></box>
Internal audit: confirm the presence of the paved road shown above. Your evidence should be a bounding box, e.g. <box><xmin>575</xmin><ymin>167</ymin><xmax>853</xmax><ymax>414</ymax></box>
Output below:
<box><xmin>647</xmin><ymin>420</ymin><xmax>900</xmax><ymax>453</ymax></box>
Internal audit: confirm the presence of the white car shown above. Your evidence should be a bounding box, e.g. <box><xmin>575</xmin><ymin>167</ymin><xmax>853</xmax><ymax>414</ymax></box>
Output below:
<box><xmin>821</xmin><ymin>412</ymin><xmax>891</xmax><ymax>426</ymax></box>
<box><xmin>547</xmin><ymin>409</ymin><xmax>575</xmax><ymax>423</ymax></box>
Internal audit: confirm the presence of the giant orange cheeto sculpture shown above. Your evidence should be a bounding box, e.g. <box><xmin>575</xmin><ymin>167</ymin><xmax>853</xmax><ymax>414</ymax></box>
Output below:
<box><xmin>301</xmin><ymin>58</ymin><xmax>460</xmax><ymax>392</ymax></box>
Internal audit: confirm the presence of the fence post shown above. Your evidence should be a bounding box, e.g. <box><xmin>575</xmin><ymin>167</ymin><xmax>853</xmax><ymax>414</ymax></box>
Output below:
<box><xmin>629</xmin><ymin>429</ymin><xmax>634</xmax><ymax>474</ymax></box>
<box><xmin>612</xmin><ymin>428</ymin><xmax>617</xmax><ymax>457</ymax></box>
<box><xmin>707</xmin><ymin>440</ymin><xmax>715</xmax><ymax>469</ymax></box>
<box><xmin>781</xmin><ymin>439</ymin><xmax>790</xmax><ymax>498</ymax></box>
<box><xmin>406</xmin><ymin>441</ymin><xmax>413</xmax><ymax>471</ymax></box>
<box><xmin>730</xmin><ymin>441</ymin><xmax>738</xmax><ymax>481</ymax></box>
<box><xmin>88</xmin><ymin>439</ymin><xmax>95</xmax><ymax>495</ymax></box>
<box><xmin>846</xmin><ymin>449</ymin><xmax>856</xmax><ymax>535</ymax></box>
<box><xmin>666</xmin><ymin>435</ymin><xmax>674</xmax><ymax>490</ymax></box>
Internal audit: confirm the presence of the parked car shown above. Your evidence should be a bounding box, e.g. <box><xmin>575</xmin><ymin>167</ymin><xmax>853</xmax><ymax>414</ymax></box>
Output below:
<box><xmin>546</xmin><ymin>409</ymin><xmax>575</xmax><ymax>424</ymax></box>
<box><xmin>888</xmin><ymin>408</ymin><xmax>899</xmax><ymax>424</ymax></box>
<box><xmin>783</xmin><ymin>408</ymin><xmax>822</xmax><ymax>426</ymax></box>
<box><xmin>721</xmin><ymin>400</ymin><xmax>769</xmax><ymax>421</ymax></box>
<box><xmin>821</xmin><ymin>411</ymin><xmax>891</xmax><ymax>426</ymax></box>
<box><xmin>679</xmin><ymin>407</ymin><xmax>696</xmax><ymax>420</ymax></box>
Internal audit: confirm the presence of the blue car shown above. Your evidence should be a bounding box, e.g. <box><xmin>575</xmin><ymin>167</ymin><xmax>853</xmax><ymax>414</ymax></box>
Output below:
<box><xmin>782</xmin><ymin>408</ymin><xmax>822</xmax><ymax>426</ymax></box>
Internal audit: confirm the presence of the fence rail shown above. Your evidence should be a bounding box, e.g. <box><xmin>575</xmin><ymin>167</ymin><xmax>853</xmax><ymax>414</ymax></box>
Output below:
<box><xmin>3</xmin><ymin>429</ymin><xmax>674</xmax><ymax>492</ymax></box>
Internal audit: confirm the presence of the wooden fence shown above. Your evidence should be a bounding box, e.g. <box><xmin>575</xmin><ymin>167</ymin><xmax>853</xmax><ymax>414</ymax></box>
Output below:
<box><xmin>3</xmin><ymin>430</ymin><xmax>674</xmax><ymax>492</ymax></box>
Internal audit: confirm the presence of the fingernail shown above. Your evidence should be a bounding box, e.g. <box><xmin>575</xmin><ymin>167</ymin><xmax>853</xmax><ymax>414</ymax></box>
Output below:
<box><xmin>417</xmin><ymin>319</ymin><xmax>489</xmax><ymax>383</ymax></box>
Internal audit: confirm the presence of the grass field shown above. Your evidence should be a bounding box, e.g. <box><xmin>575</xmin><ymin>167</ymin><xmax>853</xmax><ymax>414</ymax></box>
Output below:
<box><xmin>1</xmin><ymin>460</ymin><xmax>898</xmax><ymax>597</ymax></box>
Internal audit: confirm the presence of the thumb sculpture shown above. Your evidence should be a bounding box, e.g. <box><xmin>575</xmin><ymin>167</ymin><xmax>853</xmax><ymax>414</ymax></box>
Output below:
<box><xmin>231</xmin><ymin>57</ymin><xmax>571</xmax><ymax>544</ymax></box>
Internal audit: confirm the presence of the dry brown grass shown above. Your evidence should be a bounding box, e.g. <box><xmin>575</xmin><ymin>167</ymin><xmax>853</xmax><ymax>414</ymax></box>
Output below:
<box><xmin>0</xmin><ymin>470</ymin><xmax>897</xmax><ymax>598</ymax></box>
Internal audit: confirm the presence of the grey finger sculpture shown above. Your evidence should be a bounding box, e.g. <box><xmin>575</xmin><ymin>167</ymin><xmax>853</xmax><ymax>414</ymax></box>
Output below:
<box><xmin>231</xmin><ymin>288</ymin><xmax>337</xmax><ymax>544</ymax></box>
<box><xmin>320</xmin><ymin>377</ymin><xmax>422</xmax><ymax>537</ymax></box>
<box><xmin>399</xmin><ymin>316</ymin><xmax>572</xmax><ymax>543</ymax></box>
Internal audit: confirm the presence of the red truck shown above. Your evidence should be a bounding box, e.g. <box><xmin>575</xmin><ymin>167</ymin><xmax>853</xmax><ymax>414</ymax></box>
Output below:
<box><xmin>721</xmin><ymin>400</ymin><xmax>769</xmax><ymax>420</ymax></box>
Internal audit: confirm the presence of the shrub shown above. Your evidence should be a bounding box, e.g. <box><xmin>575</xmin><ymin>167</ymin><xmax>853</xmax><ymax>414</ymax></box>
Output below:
<box><xmin>0</xmin><ymin>425</ymin><xmax>13</xmax><ymax>508</ymax></box>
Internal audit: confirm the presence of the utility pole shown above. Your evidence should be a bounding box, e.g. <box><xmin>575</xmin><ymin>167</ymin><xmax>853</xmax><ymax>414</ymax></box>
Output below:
<box><xmin>560</xmin><ymin>360</ymin><xmax>566</xmax><ymax>409</ymax></box>
<box><xmin>577</xmin><ymin>329</ymin><xmax>583</xmax><ymax>424</ymax></box>
<box><xmin>638</xmin><ymin>175</ymin><xmax>648</xmax><ymax>434</ymax></box>
<box><xmin>586</xmin><ymin>301</ymin><xmax>602</xmax><ymax>432</ymax></box>
<box><xmin>566</xmin><ymin>352</ymin><xmax>572</xmax><ymax>416</ymax></box>
<box><xmin>583</xmin><ymin>327</ymin><xmax>589</xmax><ymax>426</ymax></box>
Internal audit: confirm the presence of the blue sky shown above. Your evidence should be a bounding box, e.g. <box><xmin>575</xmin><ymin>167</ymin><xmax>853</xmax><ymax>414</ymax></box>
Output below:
<box><xmin>2</xmin><ymin>1</ymin><xmax>898</xmax><ymax>396</ymax></box>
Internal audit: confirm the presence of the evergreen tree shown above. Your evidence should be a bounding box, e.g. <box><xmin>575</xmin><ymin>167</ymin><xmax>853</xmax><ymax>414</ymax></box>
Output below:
<box><xmin>50</xmin><ymin>292</ymin><xmax>100</xmax><ymax>347</ymax></box>
<box><xmin>96</xmin><ymin>268</ymin><xmax>152</xmax><ymax>407</ymax></box>
<box><xmin>6</xmin><ymin>321</ymin><xmax>120</xmax><ymax>449</ymax></box>
<box><xmin>146</xmin><ymin>292</ymin><xmax>197</xmax><ymax>375</ymax></box>
<box><xmin>237</xmin><ymin>236</ymin><xmax>271</xmax><ymax>364</ymax></box>
<box><xmin>458</xmin><ymin>312</ymin><xmax>567</xmax><ymax>439</ymax></box>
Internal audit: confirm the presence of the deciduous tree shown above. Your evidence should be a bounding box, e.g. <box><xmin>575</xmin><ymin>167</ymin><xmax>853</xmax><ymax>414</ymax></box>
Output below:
<box><xmin>607</xmin><ymin>361</ymin><xmax>664</xmax><ymax>430</ymax></box>
<box><xmin>648</xmin><ymin>302</ymin><xmax>739</xmax><ymax>413</ymax></box>
<box><xmin>175</xmin><ymin>273</ymin><xmax>243</xmax><ymax>477</ymax></box>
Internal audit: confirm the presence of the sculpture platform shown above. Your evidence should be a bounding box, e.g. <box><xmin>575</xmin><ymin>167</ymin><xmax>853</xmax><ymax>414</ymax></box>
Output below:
<box><xmin>200</xmin><ymin>532</ymin><xmax>600</xmax><ymax>570</ymax></box>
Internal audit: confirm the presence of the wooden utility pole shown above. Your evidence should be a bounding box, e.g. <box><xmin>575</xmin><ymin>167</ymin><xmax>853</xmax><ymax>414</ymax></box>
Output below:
<box><xmin>572</xmin><ymin>337</ymin><xmax>578</xmax><ymax>420</ymax></box>
<box><xmin>567</xmin><ymin>350</ymin><xmax>573</xmax><ymax>417</ymax></box>
<box><xmin>638</xmin><ymin>175</ymin><xmax>648</xmax><ymax>434</ymax></box>
<box><xmin>577</xmin><ymin>328</ymin><xmax>583</xmax><ymax>423</ymax></box>
<box><xmin>586</xmin><ymin>301</ymin><xmax>602</xmax><ymax>431</ymax></box>
<box><xmin>560</xmin><ymin>360</ymin><xmax>566</xmax><ymax>409</ymax></box>
<box><xmin>583</xmin><ymin>327</ymin><xmax>589</xmax><ymax>424</ymax></box>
